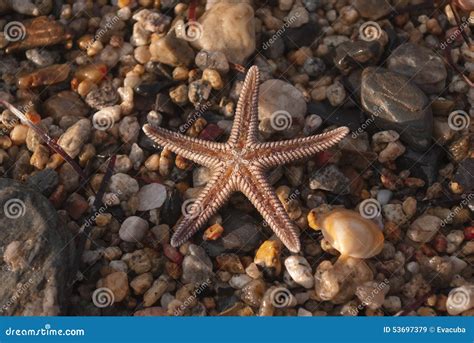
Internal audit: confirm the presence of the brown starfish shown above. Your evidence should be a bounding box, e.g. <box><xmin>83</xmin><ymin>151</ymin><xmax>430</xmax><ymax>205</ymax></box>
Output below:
<box><xmin>143</xmin><ymin>66</ymin><xmax>349</xmax><ymax>253</ymax></box>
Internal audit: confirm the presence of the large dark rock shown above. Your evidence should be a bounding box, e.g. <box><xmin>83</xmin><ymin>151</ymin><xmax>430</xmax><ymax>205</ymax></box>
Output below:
<box><xmin>0</xmin><ymin>179</ymin><xmax>75</xmax><ymax>315</ymax></box>
<box><xmin>361</xmin><ymin>67</ymin><xmax>433</xmax><ymax>151</ymax></box>
<box><xmin>387</xmin><ymin>43</ymin><xmax>447</xmax><ymax>94</ymax></box>
<box><xmin>200</xmin><ymin>210</ymin><xmax>262</xmax><ymax>257</ymax></box>
<box><xmin>397</xmin><ymin>146</ymin><xmax>445</xmax><ymax>186</ymax></box>
<box><xmin>282</xmin><ymin>23</ymin><xmax>319</xmax><ymax>50</ymax></box>
<box><xmin>307</xmin><ymin>101</ymin><xmax>364</xmax><ymax>132</ymax></box>
<box><xmin>454</xmin><ymin>158</ymin><xmax>474</xmax><ymax>192</ymax></box>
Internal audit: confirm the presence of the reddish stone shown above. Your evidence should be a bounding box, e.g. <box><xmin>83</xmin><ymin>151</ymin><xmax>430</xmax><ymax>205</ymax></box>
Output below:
<box><xmin>432</xmin><ymin>234</ymin><xmax>447</xmax><ymax>253</ymax></box>
<box><xmin>198</xmin><ymin>123</ymin><xmax>224</xmax><ymax>141</ymax></box>
<box><xmin>162</xmin><ymin>243</ymin><xmax>183</xmax><ymax>264</ymax></box>
<box><xmin>464</xmin><ymin>226</ymin><xmax>474</xmax><ymax>240</ymax></box>
<box><xmin>49</xmin><ymin>184</ymin><xmax>66</xmax><ymax>208</ymax></box>
<box><xmin>64</xmin><ymin>192</ymin><xmax>89</xmax><ymax>220</ymax></box>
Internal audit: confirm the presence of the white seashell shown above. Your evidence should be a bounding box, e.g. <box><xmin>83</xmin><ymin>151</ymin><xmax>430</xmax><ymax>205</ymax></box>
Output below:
<box><xmin>319</xmin><ymin>209</ymin><xmax>384</xmax><ymax>259</ymax></box>
<box><xmin>446</xmin><ymin>285</ymin><xmax>474</xmax><ymax>315</ymax></box>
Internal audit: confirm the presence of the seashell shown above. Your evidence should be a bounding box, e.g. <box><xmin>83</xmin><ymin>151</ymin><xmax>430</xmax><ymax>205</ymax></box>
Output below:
<box><xmin>318</xmin><ymin>209</ymin><xmax>384</xmax><ymax>259</ymax></box>
<box><xmin>446</xmin><ymin>285</ymin><xmax>474</xmax><ymax>315</ymax></box>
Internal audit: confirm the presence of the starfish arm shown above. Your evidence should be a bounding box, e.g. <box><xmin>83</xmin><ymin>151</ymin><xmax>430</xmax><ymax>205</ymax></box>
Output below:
<box><xmin>170</xmin><ymin>168</ymin><xmax>235</xmax><ymax>247</ymax></box>
<box><xmin>227</xmin><ymin>66</ymin><xmax>260</xmax><ymax>148</ymax></box>
<box><xmin>238</xmin><ymin>167</ymin><xmax>301</xmax><ymax>253</ymax></box>
<box><xmin>143</xmin><ymin>124</ymin><xmax>225</xmax><ymax>168</ymax></box>
<box><xmin>251</xmin><ymin>127</ymin><xmax>350</xmax><ymax>168</ymax></box>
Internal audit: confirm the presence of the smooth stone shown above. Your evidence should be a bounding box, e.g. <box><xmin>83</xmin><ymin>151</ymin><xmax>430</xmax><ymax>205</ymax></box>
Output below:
<box><xmin>97</xmin><ymin>271</ymin><xmax>129</xmax><ymax>303</ymax></box>
<box><xmin>57</xmin><ymin>118</ymin><xmax>91</xmax><ymax>158</ymax></box>
<box><xmin>43</xmin><ymin>91</ymin><xmax>89</xmax><ymax>122</ymax></box>
<box><xmin>182</xmin><ymin>244</ymin><xmax>214</xmax><ymax>283</ymax></box>
<box><xmin>387</xmin><ymin>43</ymin><xmax>447</xmax><ymax>94</ymax></box>
<box><xmin>119</xmin><ymin>216</ymin><xmax>149</xmax><ymax>243</ymax></box>
<box><xmin>284</xmin><ymin>255</ymin><xmax>314</xmax><ymax>288</ymax></box>
<box><xmin>137</xmin><ymin>183</ymin><xmax>167</xmax><ymax>211</ymax></box>
<box><xmin>334</xmin><ymin>40</ymin><xmax>382</xmax><ymax>74</ymax></box>
<box><xmin>195</xmin><ymin>50</ymin><xmax>229</xmax><ymax>74</ymax></box>
<box><xmin>353</xmin><ymin>0</ymin><xmax>392</xmax><ymax>20</ymax></box>
<box><xmin>0</xmin><ymin>178</ymin><xmax>75</xmax><ymax>315</ymax></box>
<box><xmin>149</xmin><ymin>31</ymin><xmax>195</xmax><ymax>67</ymax></box>
<box><xmin>309</xmin><ymin>164</ymin><xmax>350</xmax><ymax>195</ymax></box>
<box><xmin>376</xmin><ymin>189</ymin><xmax>393</xmax><ymax>205</ymax></box>
<box><xmin>26</xmin><ymin>169</ymin><xmax>58</xmax><ymax>196</ymax></box>
<box><xmin>109</xmin><ymin>173</ymin><xmax>139</xmax><ymax>200</ymax></box>
<box><xmin>407</xmin><ymin>215</ymin><xmax>443</xmax><ymax>243</ymax></box>
<box><xmin>200</xmin><ymin>210</ymin><xmax>262</xmax><ymax>257</ymax></box>
<box><xmin>258</xmin><ymin>79</ymin><xmax>307</xmax><ymax>134</ymax></box>
<box><xmin>191</xmin><ymin>2</ymin><xmax>255</xmax><ymax>64</ymax></box>
<box><xmin>361</xmin><ymin>67</ymin><xmax>433</xmax><ymax>151</ymax></box>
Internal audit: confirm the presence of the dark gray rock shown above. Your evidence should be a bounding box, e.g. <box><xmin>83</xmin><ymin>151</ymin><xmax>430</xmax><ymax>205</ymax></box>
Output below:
<box><xmin>282</xmin><ymin>23</ymin><xmax>319</xmax><ymax>50</ymax></box>
<box><xmin>43</xmin><ymin>91</ymin><xmax>89</xmax><ymax>122</ymax></box>
<box><xmin>201</xmin><ymin>210</ymin><xmax>262</xmax><ymax>257</ymax></box>
<box><xmin>361</xmin><ymin>67</ymin><xmax>433</xmax><ymax>151</ymax></box>
<box><xmin>454</xmin><ymin>158</ymin><xmax>474</xmax><ymax>192</ymax></box>
<box><xmin>27</xmin><ymin>169</ymin><xmax>59</xmax><ymax>197</ymax></box>
<box><xmin>0</xmin><ymin>179</ymin><xmax>75</xmax><ymax>315</ymax></box>
<box><xmin>307</xmin><ymin>101</ymin><xmax>364</xmax><ymax>132</ymax></box>
<box><xmin>309</xmin><ymin>164</ymin><xmax>350</xmax><ymax>195</ymax></box>
<box><xmin>397</xmin><ymin>146</ymin><xmax>445</xmax><ymax>185</ymax></box>
<box><xmin>387</xmin><ymin>43</ymin><xmax>447</xmax><ymax>94</ymax></box>
<box><xmin>182</xmin><ymin>244</ymin><xmax>214</xmax><ymax>284</ymax></box>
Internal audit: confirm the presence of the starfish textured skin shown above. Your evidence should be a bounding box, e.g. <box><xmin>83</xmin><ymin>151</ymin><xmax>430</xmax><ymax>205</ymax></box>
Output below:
<box><xmin>143</xmin><ymin>66</ymin><xmax>349</xmax><ymax>253</ymax></box>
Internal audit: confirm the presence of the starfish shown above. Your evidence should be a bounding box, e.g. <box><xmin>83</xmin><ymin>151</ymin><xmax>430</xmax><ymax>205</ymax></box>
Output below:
<box><xmin>143</xmin><ymin>66</ymin><xmax>349</xmax><ymax>253</ymax></box>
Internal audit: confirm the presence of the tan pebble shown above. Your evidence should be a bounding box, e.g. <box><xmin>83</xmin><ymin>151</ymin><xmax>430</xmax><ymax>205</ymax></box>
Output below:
<box><xmin>103</xmin><ymin>246</ymin><xmax>122</xmax><ymax>260</ymax></box>
<box><xmin>10</xmin><ymin>125</ymin><xmax>29</xmax><ymax>145</ymax></box>
<box><xmin>0</xmin><ymin>136</ymin><xmax>12</xmax><ymax>149</ymax></box>
<box><xmin>30</xmin><ymin>144</ymin><xmax>49</xmax><ymax>169</ymax></box>
<box><xmin>169</xmin><ymin>84</ymin><xmax>188</xmax><ymax>106</ymax></box>
<box><xmin>134</xmin><ymin>46</ymin><xmax>151</xmax><ymax>64</ymax></box>
<box><xmin>310</xmin><ymin>86</ymin><xmax>327</xmax><ymax>101</ymax></box>
<box><xmin>77</xmin><ymin>79</ymin><xmax>96</xmax><ymax>97</ymax></box>
<box><xmin>173</xmin><ymin>66</ymin><xmax>189</xmax><ymax>81</ymax></box>
<box><xmin>402</xmin><ymin>197</ymin><xmax>417</xmax><ymax>218</ymax></box>
<box><xmin>74</xmin><ymin>63</ymin><xmax>108</xmax><ymax>84</ymax></box>
<box><xmin>159</xmin><ymin>148</ymin><xmax>173</xmax><ymax>177</ymax></box>
<box><xmin>175</xmin><ymin>155</ymin><xmax>192</xmax><ymax>169</ymax></box>
<box><xmin>46</xmin><ymin>153</ymin><xmax>64</xmax><ymax>170</ymax></box>
<box><xmin>97</xmin><ymin>271</ymin><xmax>129</xmax><ymax>303</ymax></box>
<box><xmin>144</xmin><ymin>153</ymin><xmax>160</xmax><ymax>171</ymax></box>
<box><xmin>130</xmin><ymin>272</ymin><xmax>154</xmax><ymax>295</ymax></box>
<box><xmin>202</xmin><ymin>69</ymin><xmax>224</xmax><ymax>90</ymax></box>
<box><xmin>78</xmin><ymin>144</ymin><xmax>96</xmax><ymax>167</ymax></box>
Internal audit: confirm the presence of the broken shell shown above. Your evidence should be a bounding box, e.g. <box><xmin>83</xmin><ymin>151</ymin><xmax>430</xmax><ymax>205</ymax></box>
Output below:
<box><xmin>319</xmin><ymin>209</ymin><xmax>384</xmax><ymax>259</ymax></box>
<box><xmin>446</xmin><ymin>285</ymin><xmax>474</xmax><ymax>315</ymax></box>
